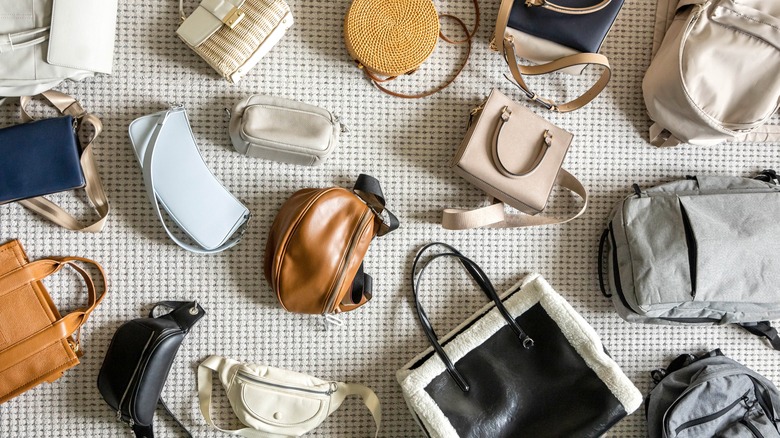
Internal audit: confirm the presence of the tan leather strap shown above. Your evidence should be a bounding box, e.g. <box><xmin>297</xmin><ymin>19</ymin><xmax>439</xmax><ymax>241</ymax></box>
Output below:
<box><xmin>491</xmin><ymin>106</ymin><xmax>552</xmax><ymax>177</ymax></box>
<box><xmin>441</xmin><ymin>168</ymin><xmax>588</xmax><ymax>229</ymax></box>
<box><xmin>525</xmin><ymin>0</ymin><xmax>611</xmax><ymax>14</ymax></box>
<box><xmin>494</xmin><ymin>0</ymin><xmax>612</xmax><ymax>112</ymax></box>
<box><xmin>16</xmin><ymin>91</ymin><xmax>110</xmax><ymax>232</ymax></box>
<box><xmin>365</xmin><ymin>0</ymin><xmax>479</xmax><ymax>99</ymax></box>
<box><xmin>0</xmin><ymin>257</ymin><xmax>107</xmax><ymax>373</ymax></box>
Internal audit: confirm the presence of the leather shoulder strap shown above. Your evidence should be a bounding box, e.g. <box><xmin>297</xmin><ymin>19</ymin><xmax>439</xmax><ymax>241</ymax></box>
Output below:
<box><xmin>494</xmin><ymin>0</ymin><xmax>612</xmax><ymax>112</ymax></box>
<box><xmin>142</xmin><ymin>109</ymin><xmax>249</xmax><ymax>254</ymax></box>
<box><xmin>16</xmin><ymin>91</ymin><xmax>110</xmax><ymax>232</ymax></box>
<box><xmin>441</xmin><ymin>168</ymin><xmax>588</xmax><ymax>229</ymax></box>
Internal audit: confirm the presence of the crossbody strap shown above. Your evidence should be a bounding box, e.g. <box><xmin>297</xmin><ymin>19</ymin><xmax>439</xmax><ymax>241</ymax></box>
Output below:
<box><xmin>441</xmin><ymin>168</ymin><xmax>588</xmax><ymax>229</ymax></box>
<box><xmin>15</xmin><ymin>91</ymin><xmax>110</xmax><ymax>232</ymax></box>
<box><xmin>364</xmin><ymin>0</ymin><xmax>479</xmax><ymax>99</ymax></box>
<box><xmin>142</xmin><ymin>110</ymin><xmax>249</xmax><ymax>254</ymax></box>
<box><xmin>525</xmin><ymin>0</ymin><xmax>611</xmax><ymax>14</ymax></box>
<box><xmin>0</xmin><ymin>257</ymin><xmax>107</xmax><ymax>374</ymax></box>
<box><xmin>197</xmin><ymin>356</ymin><xmax>381</xmax><ymax>437</ymax></box>
<box><xmin>739</xmin><ymin>322</ymin><xmax>780</xmax><ymax>351</ymax></box>
<box><xmin>494</xmin><ymin>0</ymin><xmax>612</xmax><ymax>112</ymax></box>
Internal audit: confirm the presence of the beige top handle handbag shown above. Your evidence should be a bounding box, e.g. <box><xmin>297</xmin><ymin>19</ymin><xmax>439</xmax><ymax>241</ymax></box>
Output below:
<box><xmin>493</xmin><ymin>0</ymin><xmax>622</xmax><ymax>112</ymax></box>
<box><xmin>643</xmin><ymin>0</ymin><xmax>780</xmax><ymax>146</ymax></box>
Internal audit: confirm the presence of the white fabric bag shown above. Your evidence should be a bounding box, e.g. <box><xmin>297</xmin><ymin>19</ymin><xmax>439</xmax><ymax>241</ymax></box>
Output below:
<box><xmin>643</xmin><ymin>0</ymin><xmax>780</xmax><ymax>146</ymax></box>
<box><xmin>0</xmin><ymin>0</ymin><xmax>118</xmax><ymax>96</ymax></box>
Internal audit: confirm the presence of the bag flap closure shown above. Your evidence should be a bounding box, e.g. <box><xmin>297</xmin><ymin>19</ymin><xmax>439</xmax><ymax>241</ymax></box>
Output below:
<box><xmin>235</xmin><ymin>364</ymin><xmax>332</xmax><ymax>426</ymax></box>
<box><xmin>177</xmin><ymin>0</ymin><xmax>246</xmax><ymax>47</ymax></box>
<box><xmin>47</xmin><ymin>0</ymin><xmax>118</xmax><ymax>73</ymax></box>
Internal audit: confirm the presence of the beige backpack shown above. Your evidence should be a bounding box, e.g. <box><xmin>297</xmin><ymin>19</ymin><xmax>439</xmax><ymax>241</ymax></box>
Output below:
<box><xmin>643</xmin><ymin>0</ymin><xmax>780</xmax><ymax>146</ymax></box>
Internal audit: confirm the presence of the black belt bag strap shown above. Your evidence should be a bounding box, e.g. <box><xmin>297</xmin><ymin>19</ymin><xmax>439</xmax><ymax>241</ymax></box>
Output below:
<box><xmin>97</xmin><ymin>301</ymin><xmax>205</xmax><ymax>438</ymax></box>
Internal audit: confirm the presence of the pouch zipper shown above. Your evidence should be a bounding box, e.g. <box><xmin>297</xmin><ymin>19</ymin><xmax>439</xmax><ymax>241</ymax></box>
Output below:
<box><xmin>116</xmin><ymin>333</ymin><xmax>155</xmax><ymax>427</ymax></box>
<box><xmin>322</xmin><ymin>210</ymin><xmax>372</xmax><ymax>314</ymax></box>
<box><xmin>673</xmin><ymin>392</ymin><xmax>750</xmax><ymax>434</ymax></box>
<box><xmin>678</xmin><ymin>201</ymin><xmax>698</xmax><ymax>299</ymax></box>
<box><xmin>238</xmin><ymin>371</ymin><xmax>337</xmax><ymax>396</ymax></box>
<box><xmin>740</xmin><ymin>418</ymin><xmax>766</xmax><ymax>438</ymax></box>
<box><xmin>608</xmin><ymin>223</ymin><xmax>633</xmax><ymax>312</ymax></box>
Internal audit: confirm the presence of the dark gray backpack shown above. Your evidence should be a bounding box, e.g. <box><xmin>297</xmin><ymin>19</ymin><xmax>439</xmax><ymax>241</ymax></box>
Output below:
<box><xmin>646</xmin><ymin>350</ymin><xmax>780</xmax><ymax>438</ymax></box>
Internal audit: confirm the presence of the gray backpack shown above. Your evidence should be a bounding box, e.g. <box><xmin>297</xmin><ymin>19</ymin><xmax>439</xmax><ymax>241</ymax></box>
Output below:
<box><xmin>646</xmin><ymin>349</ymin><xmax>780</xmax><ymax>438</ymax></box>
<box><xmin>599</xmin><ymin>170</ymin><xmax>780</xmax><ymax>350</ymax></box>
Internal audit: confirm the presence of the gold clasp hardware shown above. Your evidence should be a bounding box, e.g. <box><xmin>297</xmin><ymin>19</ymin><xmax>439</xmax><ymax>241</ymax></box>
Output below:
<box><xmin>222</xmin><ymin>7</ymin><xmax>245</xmax><ymax>28</ymax></box>
<box><xmin>500</xmin><ymin>106</ymin><xmax>512</xmax><ymax>121</ymax></box>
<box><xmin>542</xmin><ymin>130</ymin><xmax>553</xmax><ymax>147</ymax></box>
<box><xmin>525</xmin><ymin>0</ymin><xmax>545</xmax><ymax>7</ymax></box>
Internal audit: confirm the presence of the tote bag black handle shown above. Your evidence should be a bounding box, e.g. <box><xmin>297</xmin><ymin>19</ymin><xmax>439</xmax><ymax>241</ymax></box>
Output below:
<box><xmin>411</xmin><ymin>242</ymin><xmax>533</xmax><ymax>392</ymax></box>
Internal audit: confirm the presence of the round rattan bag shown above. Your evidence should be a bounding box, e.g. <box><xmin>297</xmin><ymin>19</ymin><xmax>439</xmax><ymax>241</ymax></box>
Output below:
<box><xmin>344</xmin><ymin>0</ymin><xmax>478</xmax><ymax>98</ymax></box>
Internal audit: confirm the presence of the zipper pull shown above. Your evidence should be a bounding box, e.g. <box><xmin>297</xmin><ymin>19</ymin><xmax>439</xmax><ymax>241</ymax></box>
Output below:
<box><xmin>327</xmin><ymin>382</ymin><xmax>338</xmax><ymax>395</ymax></box>
<box><xmin>334</xmin><ymin>115</ymin><xmax>349</xmax><ymax>133</ymax></box>
<box><xmin>116</xmin><ymin>411</ymin><xmax>122</xmax><ymax>422</ymax></box>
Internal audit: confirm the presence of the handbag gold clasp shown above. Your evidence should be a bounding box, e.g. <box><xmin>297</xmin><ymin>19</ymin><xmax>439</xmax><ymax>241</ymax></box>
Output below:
<box><xmin>222</xmin><ymin>7</ymin><xmax>245</xmax><ymax>28</ymax></box>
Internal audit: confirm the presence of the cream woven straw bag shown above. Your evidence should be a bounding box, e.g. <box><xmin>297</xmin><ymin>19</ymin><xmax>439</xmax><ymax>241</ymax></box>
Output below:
<box><xmin>176</xmin><ymin>0</ymin><xmax>293</xmax><ymax>83</ymax></box>
<box><xmin>344</xmin><ymin>0</ymin><xmax>479</xmax><ymax>98</ymax></box>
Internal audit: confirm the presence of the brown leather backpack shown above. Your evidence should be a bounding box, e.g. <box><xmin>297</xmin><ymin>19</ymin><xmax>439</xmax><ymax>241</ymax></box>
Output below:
<box><xmin>264</xmin><ymin>175</ymin><xmax>398</xmax><ymax>315</ymax></box>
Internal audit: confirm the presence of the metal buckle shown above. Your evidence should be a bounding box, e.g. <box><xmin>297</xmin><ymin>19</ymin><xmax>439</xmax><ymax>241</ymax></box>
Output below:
<box><xmin>222</xmin><ymin>7</ymin><xmax>245</xmax><ymax>28</ymax></box>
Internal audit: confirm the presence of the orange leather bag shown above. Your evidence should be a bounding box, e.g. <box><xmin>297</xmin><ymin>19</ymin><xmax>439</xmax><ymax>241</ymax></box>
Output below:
<box><xmin>265</xmin><ymin>175</ymin><xmax>398</xmax><ymax>315</ymax></box>
<box><xmin>0</xmin><ymin>239</ymin><xmax>107</xmax><ymax>404</ymax></box>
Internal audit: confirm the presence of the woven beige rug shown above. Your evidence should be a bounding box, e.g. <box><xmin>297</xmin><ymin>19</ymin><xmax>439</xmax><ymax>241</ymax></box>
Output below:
<box><xmin>1</xmin><ymin>0</ymin><xmax>779</xmax><ymax>436</ymax></box>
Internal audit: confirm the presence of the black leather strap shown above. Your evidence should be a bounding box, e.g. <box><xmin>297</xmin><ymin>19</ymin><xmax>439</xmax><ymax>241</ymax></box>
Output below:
<box><xmin>353</xmin><ymin>174</ymin><xmax>400</xmax><ymax>236</ymax></box>
<box><xmin>739</xmin><ymin>322</ymin><xmax>780</xmax><ymax>351</ymax></box>
<box><xmin>597</xmin><ymin>229</ymin><xmax>611</xmax><ymax>298</ymax></box>
<box><xmin>411</xmin><ymin>242</ymin><xmax>533</xmax><ymax>393</ymax></box>
<box><xmin>754</xmin><ymin>169</ymin><xmax>778</xmax><ymax>184</ymax></box>
<box><xmin>150</xmin><ymin>300</ymin><xmax>205</xmax><ymax>332</ymax></box>
<box><xmin>158</xmin><ymin>397</ymin><xmax>192</xmax><ymax>438</ymax></box>
<box><xmin>348</xmin><ymin>263</ymin><xmax>373</xmax><ymax>305</ymax></box>
<box><xmin>132</xmin><ymin>424</ymin><xmax>154</xmax><ymax>438</ymax></box>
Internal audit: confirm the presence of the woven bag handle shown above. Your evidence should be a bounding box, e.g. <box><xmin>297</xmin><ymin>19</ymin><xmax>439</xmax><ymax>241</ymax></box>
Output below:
<box><xmin>366</xmin><ymin>0</ymin><xmax>480</xmax><ymax>99</ymax></box>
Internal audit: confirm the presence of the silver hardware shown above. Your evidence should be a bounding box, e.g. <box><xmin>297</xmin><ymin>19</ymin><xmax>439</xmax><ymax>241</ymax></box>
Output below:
<box><xmin>189</xmin><ymin>300</ymin><xmax>199</xmax><ymax>315</ymax></box>
<box><xmin>327</xmin><ymin>382</ymin><xmax>338</xmax><ymax>395</ymax></box>
<box><xmin>522</xmin><ymin>337</ymin><xmax>535</xmax><ymax>349</ymax></box>
<box><xmin>224</xmin><ymin>108</ymin><xmax>231</xmax><ymax>118</ymax></box>
<box><xmin>321</xmin><ymin>313</ymin><xmax>345</xmax><ymax>331</ymax></box>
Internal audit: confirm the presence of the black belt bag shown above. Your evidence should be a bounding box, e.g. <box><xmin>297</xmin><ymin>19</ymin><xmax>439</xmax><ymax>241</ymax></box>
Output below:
<box><xmin>97</xmin><ymin>301</ymin><xmax>205</xmax><ymax>438</ymax></box>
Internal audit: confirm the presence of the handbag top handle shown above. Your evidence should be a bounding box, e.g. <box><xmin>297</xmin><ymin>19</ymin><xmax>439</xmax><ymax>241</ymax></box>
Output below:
<box><xmin>411</xmin><ymin>242</ymin><xmax>533</xmax><ymax>392</ymax></box>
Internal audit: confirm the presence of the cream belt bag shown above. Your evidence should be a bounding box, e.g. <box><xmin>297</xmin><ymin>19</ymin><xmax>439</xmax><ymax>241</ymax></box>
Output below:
<box><xmin>198</xmin><ymin>355</ymin><xmax>381</xmax><ymax>437</ymax></box>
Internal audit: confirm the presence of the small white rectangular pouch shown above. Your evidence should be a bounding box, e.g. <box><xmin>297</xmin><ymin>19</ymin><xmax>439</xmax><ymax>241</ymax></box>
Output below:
<box><xmin>229</xmin><ymin>94</ymin><xmax>344</xmax><ymax>166</ymax></box>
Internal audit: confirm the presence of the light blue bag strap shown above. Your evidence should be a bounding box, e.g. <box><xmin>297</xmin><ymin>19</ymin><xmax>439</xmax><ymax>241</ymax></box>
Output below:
<box><xmin>142</xmin><ymin>109</ymin><xmax>249</xmax><ymax>254</ymax></box>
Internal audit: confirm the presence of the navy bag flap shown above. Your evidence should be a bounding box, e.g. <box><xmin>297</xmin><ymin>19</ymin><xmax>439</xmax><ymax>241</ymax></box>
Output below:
<box><xmin>0</xmin><ymin>116</ymin><xmax>85</xmax><ymax>204</ymax></box>
<box><xmin>508</xmin><ymin>0</ymin><xmax>624</xmax><ymax>54</ymax></box>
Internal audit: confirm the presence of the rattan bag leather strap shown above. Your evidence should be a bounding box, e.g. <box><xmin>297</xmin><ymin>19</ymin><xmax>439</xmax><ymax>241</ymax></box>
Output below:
<box><xmin>347</xmin><ymin>0</ymin><xmax>480</xmax><ymax>99</ymax></box>
<box><xmin>16</xmin><ymin>91</ymin><xmax>110</xmax><ymax>232</ymax></box>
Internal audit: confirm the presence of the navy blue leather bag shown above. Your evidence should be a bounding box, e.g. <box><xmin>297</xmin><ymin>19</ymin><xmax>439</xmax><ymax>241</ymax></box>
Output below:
<box><xmin>0</xmin><ymin>116</ymin><xmax>84</xmax><ymax>204</ymax></box>
<box><xmin>493</xmin><ymin>0</ymin><xmax>623</xmax><ymax>112</ymax></box>
<box><xmin>0</xmin><ymin>91</ymin><xmax>109</xmax><ymax>232</ymax></box>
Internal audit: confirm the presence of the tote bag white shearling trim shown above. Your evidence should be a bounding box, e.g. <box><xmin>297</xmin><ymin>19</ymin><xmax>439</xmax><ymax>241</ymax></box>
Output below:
<box><xmin>396</xmin><ymin>273</ymin><xmax>642</xmax><ymax>437</ymax></box>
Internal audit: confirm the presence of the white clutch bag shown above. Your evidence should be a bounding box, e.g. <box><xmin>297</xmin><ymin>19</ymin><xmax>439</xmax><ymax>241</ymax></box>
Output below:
<box><xmin>128</xmin><ymin>106</ymin><xmax>250</xmax><ymax>254</ymax></box>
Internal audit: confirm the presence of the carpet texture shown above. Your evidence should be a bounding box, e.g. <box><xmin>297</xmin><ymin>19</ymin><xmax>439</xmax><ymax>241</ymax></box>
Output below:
<box><xmin>1</xmin><ymin>0</ymin><xmax>779</xmax><ymax>436</ymax></box>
